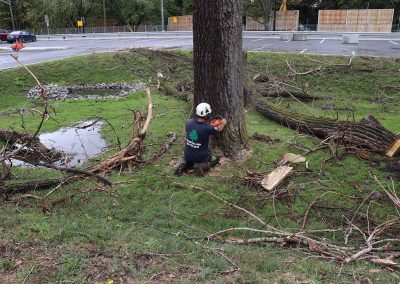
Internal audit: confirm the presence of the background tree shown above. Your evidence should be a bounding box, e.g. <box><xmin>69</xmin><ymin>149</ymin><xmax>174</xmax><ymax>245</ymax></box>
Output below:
<box><xmin>243</xmin><ymin>0</ymin><xmax>274</xmax><ymax>30</ymax></box>
<box><xmin>193</xmin><ymin>0</ymin><xmax>248</xmax><ymax>158</ymax></box>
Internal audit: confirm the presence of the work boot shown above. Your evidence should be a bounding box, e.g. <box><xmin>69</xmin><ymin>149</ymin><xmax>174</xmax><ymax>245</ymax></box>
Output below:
<box><xmin>194</xmin><ymin>163</ymin><xmax>209</xmax><ymax>177</ymax></box>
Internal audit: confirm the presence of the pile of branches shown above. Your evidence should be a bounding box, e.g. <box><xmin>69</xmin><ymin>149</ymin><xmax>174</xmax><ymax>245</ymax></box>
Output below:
<box><xmin>90</xmin><ymin>88</ymin><xmax>177</xmax><ymax>176</ymax></box>
<box><xmin>175</xmin><ymin>181</ymin><xmax>400</xmax><ymax>272</ymax></box>
<box><xmin>1</xmin><ymin>56</ymin><xmax>176</xmax><ymax>209</ymax></box>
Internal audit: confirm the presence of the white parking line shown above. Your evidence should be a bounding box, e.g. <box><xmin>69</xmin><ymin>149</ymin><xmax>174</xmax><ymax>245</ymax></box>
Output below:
<box><xmin>320</xmin><ymin>39</ymin><xmax>325</xmax><ymax>44</ymax></box>
<box><xmin>352</xmin><ymin>51</ymin><xmax>356</xmax><ymax>56</ymax></box>
<box><xmin>300</xmin><ymin>49</ymin><xmax>308</xmax><ymax>54</ymax></box>
<box><xmin>252</xmin><ymin>38</ymin><xmax>265</xmax><ymax>42</ymax></box>
<box><xmin>389</xmin><ymin>40</ymin><xmax>400</xmax><ymax>46</ymax></box>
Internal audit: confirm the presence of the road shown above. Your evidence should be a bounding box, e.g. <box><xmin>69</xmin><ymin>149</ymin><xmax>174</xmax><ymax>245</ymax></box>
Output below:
<box><xmin>1</xmin><ymin>32</ymin><xmax>400</xmax><ymax>70</ymax></box>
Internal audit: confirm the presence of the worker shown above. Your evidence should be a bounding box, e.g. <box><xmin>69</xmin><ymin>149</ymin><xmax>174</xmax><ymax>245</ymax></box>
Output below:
<box><xmin>174</xmin><ymin>102</ymin><xmax>227</xmax><ymax>177</ymax></box>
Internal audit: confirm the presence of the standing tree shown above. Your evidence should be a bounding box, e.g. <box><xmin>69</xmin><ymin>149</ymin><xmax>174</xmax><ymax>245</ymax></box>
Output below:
<box><xmin>243</xmin><ymin>0</ymin><xmax>273</xmax><ymax>30</ymax></box>
<box><xmin>193</xmin><ymin>0</ymin><xmax>248</xmax><ymax>158</ymax></box>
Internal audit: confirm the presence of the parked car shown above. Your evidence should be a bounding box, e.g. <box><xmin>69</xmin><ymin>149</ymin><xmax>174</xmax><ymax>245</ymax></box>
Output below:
<box><xmin>7</xmin><ymin>31</ymin><xmax>36</xmax><ymax>43</ymax></box>
<box><xmin>0</xmin><ymin>29</ymin><xmax>9</xmax><ymax>41</ymax></box>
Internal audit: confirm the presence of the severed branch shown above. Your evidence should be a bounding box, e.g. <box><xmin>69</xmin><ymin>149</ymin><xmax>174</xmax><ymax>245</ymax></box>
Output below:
<box><xmin>90</xmin><ymin>88</ymin><xmax>153</xmax><ymax>175</ymax></box>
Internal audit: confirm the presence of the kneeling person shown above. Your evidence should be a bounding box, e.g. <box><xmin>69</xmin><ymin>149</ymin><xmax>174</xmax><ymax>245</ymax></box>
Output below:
<box><xmin>175</xmin><ymin>103</ymin><xmax>227</xmax><ymax>176</ymax></box>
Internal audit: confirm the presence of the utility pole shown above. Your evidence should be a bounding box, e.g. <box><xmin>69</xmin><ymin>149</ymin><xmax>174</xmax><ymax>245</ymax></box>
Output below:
<box><xmin>0</xmin><ymin>0</ymin><xmax>15</xmax><ymax>30</ymax></box>
<box><xmin>103</xmin><ymin>0</ymin><xmax>106</xmax><ymax>33</ymax></box>
<box><xmin>273</xmin><ymin>0</ymin><xmax>277</xmax><ymax>31</ymax></box>
<box><xmin>161</xmin><ymin>0</ymin><xmax>164</xmax><ymax>32</ymax></box>
<box><xmin>81</xmin><ymin>0</ymin><xmax>85</xmax><ymax>33</ymax></box>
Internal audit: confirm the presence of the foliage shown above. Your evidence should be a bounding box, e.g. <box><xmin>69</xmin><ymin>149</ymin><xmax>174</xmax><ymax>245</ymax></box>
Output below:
<box><xmin>1</xmin><ymin>0</ymin><xmax>400</xmax><ymax>30</ymax></box>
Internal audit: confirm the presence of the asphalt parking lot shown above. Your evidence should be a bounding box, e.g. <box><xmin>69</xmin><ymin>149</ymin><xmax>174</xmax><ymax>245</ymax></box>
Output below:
<box><xmin>1</xmin><ymin>32</ymin><xmax>399</xmax><ymax>70</ymax></box>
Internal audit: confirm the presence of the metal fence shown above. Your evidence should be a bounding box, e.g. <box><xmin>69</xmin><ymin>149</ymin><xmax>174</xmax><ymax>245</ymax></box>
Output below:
<box><xmin>27</xmin><ymin>25</ymin><xmax>163</xmax><ymax>35</ymax></box>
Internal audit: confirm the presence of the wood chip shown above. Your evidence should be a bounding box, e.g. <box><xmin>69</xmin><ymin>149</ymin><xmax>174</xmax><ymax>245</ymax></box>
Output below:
<box><xmin>278</xmin><ymin>153</ymin><xmax>306</xmax><ymax>166</ymax></box>
<box><xmin>261</xmin><ymin>165</ymin><xmax>293</xmax><ymax>191</ymax></box>
<box><xmin>386</xmin><ymin>138</ymin><xmax>400</xmax><ymax>157</ymax></box>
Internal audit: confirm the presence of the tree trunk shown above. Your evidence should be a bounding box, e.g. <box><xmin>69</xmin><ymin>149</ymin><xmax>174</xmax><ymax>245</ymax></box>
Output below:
<box><xmin>259</xmin><ymin>0</ymin><xmax>273</xmax><ymax>30</ymax></box>
<box><xmin>193</xmin><ymin>0</ymin><xmax>248</xmax><ymax>157</ymax></box>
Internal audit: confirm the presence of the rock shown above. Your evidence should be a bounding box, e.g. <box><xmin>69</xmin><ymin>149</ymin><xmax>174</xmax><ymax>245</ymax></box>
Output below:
<box><xmin>25</xmin><ymin>82</ymin><xmax>148</xmax><ymax>101</ymax></box>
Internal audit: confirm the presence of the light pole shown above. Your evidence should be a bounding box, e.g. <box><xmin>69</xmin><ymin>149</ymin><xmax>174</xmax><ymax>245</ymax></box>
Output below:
<box><xmin>0</xmin><ymin>0</ymin><xmax>15</xmax><ymax>30</ymax></box>
<box><xmin>103</xmin><ymin>0</ymin><xmax>106</xmax><ymax>33</ymax></box>
<box><xmin>161</xmin><ymin>0</ymin><xmax>164</xmax><ymax>32</ymax></box>
<box><xmin>273</xmin><ymin>0</ymin><xmax>277</xmax><ymax>31</ymax></box>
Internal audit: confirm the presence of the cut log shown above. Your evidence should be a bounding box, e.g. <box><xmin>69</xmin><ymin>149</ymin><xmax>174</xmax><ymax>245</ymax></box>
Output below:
<box><xmin>261</xmin><ymin>165</ymin><xmax>293</xmax><ymax>191</ymax></box>
<box><xmin>256</xmin><ymin>101</ymin><xmax>398</xmax><ymax>155</ymax></box>
<box><xmin>386</xmin><ymin>138</ymin><xmax>400</xmax><ymax>158</ymax></box>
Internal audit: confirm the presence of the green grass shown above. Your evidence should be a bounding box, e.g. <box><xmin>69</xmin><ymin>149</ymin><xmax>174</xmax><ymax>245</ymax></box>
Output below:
<box><xmin>0</xmin><ymin>50</ymin><xmax>399</xmax><ymax>283</ymax></box>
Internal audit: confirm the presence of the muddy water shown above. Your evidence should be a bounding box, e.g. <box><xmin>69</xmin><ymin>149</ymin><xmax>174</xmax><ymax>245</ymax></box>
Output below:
<box><xmin>39</xmin><ymin>120</ymin><xmax>107</xmax><ymax>167</ymax></box>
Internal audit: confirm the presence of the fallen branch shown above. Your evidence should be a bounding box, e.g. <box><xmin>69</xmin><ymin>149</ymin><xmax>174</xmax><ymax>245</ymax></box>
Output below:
<box><xmin>90</xmin><ymin>88</ymin><xmax>153</xmax><ymax>175</ymax></box>
<box><xmin>256</xmin><ymin>100</ymin><xmax>398</xmax><ymax>155</ymax></box>
<box><xmin>0</xmin><ymin>177</ymin><xmax>63</xmax><ymax>195</ymax></box>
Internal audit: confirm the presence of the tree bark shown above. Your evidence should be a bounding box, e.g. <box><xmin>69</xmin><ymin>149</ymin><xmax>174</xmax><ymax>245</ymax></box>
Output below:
<box><xmin>193</xmin><ymin>0</ymin><xmax>248</xmax><ymax>157</ymax></box>
<box><xmin>256</xmin><ymin>101</ymin><xmax>398</xmax><ymax>154</ymax></box>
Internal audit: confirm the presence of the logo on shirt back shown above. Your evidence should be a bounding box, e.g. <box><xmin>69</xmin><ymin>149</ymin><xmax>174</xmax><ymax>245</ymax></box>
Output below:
<box><xmin>189</xmin><ymin>129</ymin><xmax>198</xmax><ymax>142</ymax></box>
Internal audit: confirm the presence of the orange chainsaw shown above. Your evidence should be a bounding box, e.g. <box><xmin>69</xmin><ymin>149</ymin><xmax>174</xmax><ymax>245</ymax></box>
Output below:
<box><xmin>210</xmin><ymin>115</ymin><xmax>223</xmax><ymax>127</ymax></box>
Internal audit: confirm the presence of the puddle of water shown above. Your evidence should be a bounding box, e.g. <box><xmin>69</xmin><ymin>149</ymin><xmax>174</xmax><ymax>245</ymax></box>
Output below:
<box><xmin>11</xmin><ymin>120</ymin><xmax>107</xmax><ymax>168</ymax></box>
<box><xmin>39</xmin><ymin>120</ymin><xmax>107</xmax><ymax>167</ymax></box>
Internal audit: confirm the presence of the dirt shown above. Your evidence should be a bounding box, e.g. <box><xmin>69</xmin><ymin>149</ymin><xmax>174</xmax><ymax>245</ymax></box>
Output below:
<box><xmin>0</xmin><ymin>242</ymin><xmax>60</xmax><ymax>283</ymax></box>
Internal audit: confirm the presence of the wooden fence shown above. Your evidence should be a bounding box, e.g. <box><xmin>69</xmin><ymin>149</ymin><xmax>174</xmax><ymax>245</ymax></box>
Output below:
<box><xmin>167</xmin><ymin>15</ymin><xmax>193</xmax><ymax>31</ymax></box>
<box><xmin>246</xmin><ymin>11</ymin><xmax>299</xmax><ymax>31</ymax></box>
<box><xmin>318</xmin><ymin>9</ymin><xmax>394</xmax><ymax>32</ymax></box>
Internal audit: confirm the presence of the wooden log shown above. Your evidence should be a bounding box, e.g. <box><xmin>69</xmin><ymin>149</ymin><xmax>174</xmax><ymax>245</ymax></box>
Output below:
<box><xmin>256</xmin><ymin>101</ymin><xmax>398</xmax><ymax>155</ymax></box>
<box><xmin>1</xmin><ymin>178</ymin><xmax>62</xmax><ymax>194</ymax></box>
<box><xmin>261</xmin><ymin>165</ymin><xmax>293</xmax><ymax>191</ymax></box>
<box><xmin>258</xmin><ymin>88</ymin><xmax>320</xmax><ymax>101</ymax></box>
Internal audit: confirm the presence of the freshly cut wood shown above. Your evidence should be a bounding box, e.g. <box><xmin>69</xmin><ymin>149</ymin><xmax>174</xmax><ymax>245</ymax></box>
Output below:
<box><xmin>386</xmin><ymin>138</ymin><xmax>400</xmax><ymax>157</ymax></box>
<box><xmin>278</xmin><ymin>153</ymin><xmax>306</xmax><ymax>166</ymax></box>
<box><xmin>261</xmin><ymin>165</ymin><xmax>293</xmax><ymax>191</ymax></box>
<box><xmin>256</xmin><ymin>101</ymin><xmax>398</xmax><ymax>155</ymax></box>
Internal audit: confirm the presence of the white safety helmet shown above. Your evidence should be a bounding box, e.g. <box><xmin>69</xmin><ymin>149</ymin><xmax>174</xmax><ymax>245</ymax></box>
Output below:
<box><xmin>196</xmin><ymin>103</ymin><xmax>212</xmax><ymax>117</ymax></box>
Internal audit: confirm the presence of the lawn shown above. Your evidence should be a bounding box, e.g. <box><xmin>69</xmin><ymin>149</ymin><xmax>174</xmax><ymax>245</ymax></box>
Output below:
<box><xmin>0</xmin><ymin>50</ymin><xmax>399</xmax><ymax>283</ymax></box>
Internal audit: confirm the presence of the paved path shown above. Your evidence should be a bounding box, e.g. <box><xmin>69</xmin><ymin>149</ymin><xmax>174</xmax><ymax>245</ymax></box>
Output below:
<box><xmin>1</xmin><ymin>32</ymin><xmax>399</xmax><ymax>70</ymax></box>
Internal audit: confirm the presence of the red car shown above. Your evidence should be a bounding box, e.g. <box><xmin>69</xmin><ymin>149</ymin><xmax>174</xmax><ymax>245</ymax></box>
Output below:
<box><xmin>0</xmin><ymin>29</ymin><xmax>9</xmax><ymax>41</ymax></box>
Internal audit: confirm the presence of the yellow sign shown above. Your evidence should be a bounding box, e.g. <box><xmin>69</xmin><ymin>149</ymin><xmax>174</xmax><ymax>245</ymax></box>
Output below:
<box><xmin>77</xmin><ymin>20</ymin><xmax>83</xmax><ymax>27</ymax></box>
<box><xmin>172</xmin><ymin>17</ymin><xmax>178</xmax><ymax>24</ymax></box>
